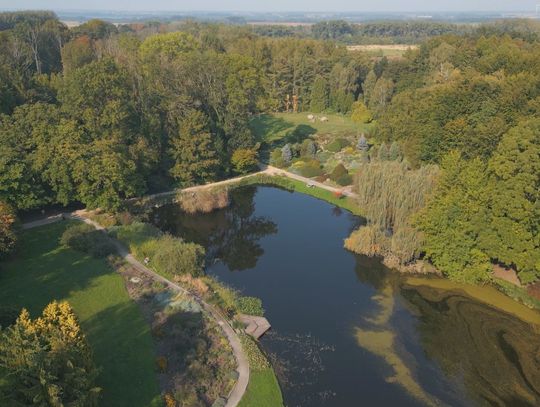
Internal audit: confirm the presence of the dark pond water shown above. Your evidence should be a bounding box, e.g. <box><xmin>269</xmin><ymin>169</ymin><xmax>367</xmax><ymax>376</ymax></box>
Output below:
<box><xmin>152</xmin><ymin>186</ymin><xmax>540</xmax><ymax>407</ymax></box>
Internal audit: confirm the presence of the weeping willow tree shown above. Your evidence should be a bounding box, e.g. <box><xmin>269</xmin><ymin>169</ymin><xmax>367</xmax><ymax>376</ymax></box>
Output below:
<box><xmin>345</xmin><ymin>161</ymin><xmax>439</xmax><ymax>265</ymax></box>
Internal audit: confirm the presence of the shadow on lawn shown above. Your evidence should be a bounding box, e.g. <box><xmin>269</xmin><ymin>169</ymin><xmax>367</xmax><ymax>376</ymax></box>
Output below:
<box><xmin>83</xmin><ymin>302</ymin><xmax>161</xmax><ymax>407</ymax></box>
<box><xmin>252</xmin><ymin>114</ymin><xmax>294</xmax><ymax>140</ymax></box>
<box><xmin>0</xmin><ymin>225</ymin><xmax>111</xmax><ymax>318</ymax></box>
<box><xmin>283</xmin><ymin>124</ymin><xmax>317</xmax><ymax>145</ymax></box>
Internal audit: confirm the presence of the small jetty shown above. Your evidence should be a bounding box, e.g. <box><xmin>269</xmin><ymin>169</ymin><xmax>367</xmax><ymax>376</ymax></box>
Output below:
<box><xmin>237</xmin><ymin>314</ymin><xmax>271</xmax><ymax>339</ymax></box>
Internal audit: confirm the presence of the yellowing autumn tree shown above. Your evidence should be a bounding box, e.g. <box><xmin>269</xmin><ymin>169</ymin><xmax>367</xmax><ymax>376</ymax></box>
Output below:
<box><xmin>0</xmin><ymin>301</ymin><xmax>101</xmax><ymax>406</ymax></box>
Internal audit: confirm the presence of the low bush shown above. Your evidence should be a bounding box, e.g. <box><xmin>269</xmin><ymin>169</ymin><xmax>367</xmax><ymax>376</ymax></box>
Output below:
<box><xmin>232</xmin><ymin>148</ymin><xmax>259</xmax><ymax>174</ymax></box>
<box><xmin>60</xmin><ymin>223</ymin><xmax>116</xmax><ymax>258</ymax></box>
<box><xmin>329</xmin><ymin>163</ymin><xmax>353</xmax><ymax>185</ymax></box>
<box><xmin>115</xmin><ymin>211</ymin><xmax>135</xmax><ymax>226</ymax></box>
<box><xmin>351</xmin><ymin>100</ymin><xmax>373</xmax><ymax>123</ymax></box>
<box><xmin>330</xmin><ymin>163</ymin><xmax>348</xmax><ymax>180</ymax></box>
<box><xmin>336</xmin><ymin>174</ymin><xmax>353</xmax><ymax>186</ymax></box>
<box><xmin>326</xmin><ymin>138</ymin><xmax>350</xmax><ymax>153</ymax></box>
<box><xmin>316</xmin><ymin>150</ymin><xmax>332</xmax><ymax>163</ymax></box>
<box><xmin>237</xmin><ymin>296</ymin><xmax>264</xmax><ymax>316</ymax></box>
<box><xmin>86</xmin><ymin>211</ymin><xmax>117</xmax><ymax>228</ymax></box>
<box><xmin>204</xmin><ymin>277</ymin><xmax>240</xmax><ymax>317</ymax></box>
<box><xmin>112</xmin><ymin>221</ymin><xmax>161</xmax><ymax>249</ymax></box>
<box><xmin>239</xmin><ymin>334</ymin><xmax>270</xmax><ymax>371</ymax></box>
<box><xmin>291</xmin><ymin>159</ymin><xmax>323</xmax><ymax>178</ymax></box>
<box><xmin>153</xmin><ymin>234</ymin><xmax>205</xmax><ymax>277</ymax></box>
<box><xmin>113</xmin><ymin>222</ymin><xmax>205</xmax><ymax>278</ymax></box>
<box><xmin>269</xmin><ymin>148</ymin><xmax>286</xmax><ymax>168</ymax></box>
<box><xmin>300</xmin><ymin>139</ymin><xmax>317</xmax><ymax>158</ymax></box>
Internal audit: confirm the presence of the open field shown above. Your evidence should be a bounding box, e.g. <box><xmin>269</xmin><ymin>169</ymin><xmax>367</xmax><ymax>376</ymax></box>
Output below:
<box><xmin>251</xmin><ymin>112</ymin><xmax>372</xmax><ymax>145</ymax></box>
<box><xmin>0</xmin><ymin>221</ymin><xmax>160</xmax><ymax>406</ymax></box>
<box><xmin>347</xmin><ymin>44</ymin><xmax>419</xmax><ymax>58</ymax></box>
<box><xmin>247</xmin><ymin>21</ymin><xmax>313</xmax><ymax>26</ymax></box>
<box><xmin>250</xmin><ymin>112</ymin><xmax>374</xmax><ymax>187</ymax></box>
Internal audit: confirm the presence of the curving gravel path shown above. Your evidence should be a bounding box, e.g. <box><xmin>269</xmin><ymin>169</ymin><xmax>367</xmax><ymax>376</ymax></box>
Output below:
<box><xmin>22</xmin><ymin>213</ymin><xmax>249</xmax><ymax>407</ymax></box>
<box><xmin>21</xmin><ymin>167</ymin><xmax>356</xmax><ymax>405</ymax></box>
<box><xmin>130</xmin><ymin>163</ymin><xmax>357</xmax><ymax>204</ymax></box>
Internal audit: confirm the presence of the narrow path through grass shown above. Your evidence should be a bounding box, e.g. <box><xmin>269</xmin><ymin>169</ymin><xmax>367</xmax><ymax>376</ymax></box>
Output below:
<box><xmin>0</xmin><ymin>221</ymin><xmax>160</xmax><ymax>407</ymax></box>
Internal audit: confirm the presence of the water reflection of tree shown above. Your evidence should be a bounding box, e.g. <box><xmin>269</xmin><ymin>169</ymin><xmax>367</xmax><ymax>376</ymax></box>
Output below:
<box><xmin>401</xmin><ymin>286</ymin><xmax>540</xmax><ymax>406</ymax></box>
<box><xmin>352</xmin><ymin>253</ymin><xmax>394</xmax><ymax>290</ymax></box>
<box><xmin>153</xmin><ymin>186</ymin><xmax>277</xmax><ymax>271</ymax></box>
<box><xmin>352</xmin><ymin>254</ymin><xmax>540</xmax><ymax>406</ymax></box>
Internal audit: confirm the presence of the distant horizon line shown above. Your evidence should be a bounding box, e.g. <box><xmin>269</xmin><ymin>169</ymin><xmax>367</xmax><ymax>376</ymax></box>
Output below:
<box><xmin>0</xmin><ymin>8</ymin><xmax>537</xmax><ymax>14</ymax></box>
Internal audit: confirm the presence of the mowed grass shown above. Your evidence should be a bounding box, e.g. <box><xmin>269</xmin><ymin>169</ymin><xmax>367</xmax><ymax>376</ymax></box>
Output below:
<box><xmin>238</xmin><ymin>369</ymin><xmax>283</xmax><ymax>407</ymax></box>
<box><xmin>239</xmin><ymin>174</ymin><xmax>363</xmax><ymax>216</ymax></box>
<box><xmin>250</xmin><ymin>112</ymin><xmax>372</xmax><ymax>145</ymax></box>
<box><xmin>0</xmin><ymin>221</ymin><xmax>161</xmax><ymax>407</ymax></box>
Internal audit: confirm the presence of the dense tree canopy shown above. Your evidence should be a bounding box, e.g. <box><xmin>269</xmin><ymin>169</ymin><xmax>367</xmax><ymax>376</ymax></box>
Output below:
<box><xmin>0</xmin><ymin>11</ymin><xmax>538</xmax><ymax>285</ymax></box>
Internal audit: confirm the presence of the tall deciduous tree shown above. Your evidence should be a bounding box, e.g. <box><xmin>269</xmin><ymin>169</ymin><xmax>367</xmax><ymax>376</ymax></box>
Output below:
<box><xmin>483</xmin><ymin>120</ymin><xmax>540</xmax><ymax>283</ymax></box>
<box><xmin>415</xmin><ymin>152</ymin><xmax>492</xmax><ymax>283</ymax></box>
<box><xmin>169</xmin><ymin>109</ymin><xmax>219</xmax><ymax>186</ymax></box>
<box><xmin>59</xmin><ymin>59</ymin><xmax>147</xmax><ymax>208</ymax></box>
<box><xmin>0</xmin><ymin>103</ymin><xmax>53</xmax><ymax>209</ymax></box>
<box><xmin>362</xmin><ymin>70</ymin><xmax>377</xmax><ymax>106</ymax></box>
<box><xmin>369</xmin><ymin>77</ymin><xmax>394</xmax><ymax>116</ymax></box>
<box><xmin>346</xmin><ymin>161</ymin><xmax>439</xmax><ymax>264</ymax></box>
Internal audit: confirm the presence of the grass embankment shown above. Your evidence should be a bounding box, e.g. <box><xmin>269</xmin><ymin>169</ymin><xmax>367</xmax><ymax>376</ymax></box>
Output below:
<box><xmin>238</xmin><ymin>335</ymin><xmax>284</xmax><ymax>407</ymax></box>
<box><xmin>238</xmin><ymin>173</ymin><xmax>363</xmax><ymax>216</ymax></box>
<box><xmin>111</xmin><ymin>220</ymin><xmax>283</xmax><ymax>406</ymax></box>
<box><xmin>0</xmin><ymin>221</ymin><xmax>160</xmax><ymax>406</ymax></box>
<box><xmin>251</xmin><ymin>112</ymin><xmax>372</xmax><ymax>145</ymax></box>
<box><xmin>239</xmin><ymin>369</ymin><xmax>283</xmax><ymax>407</ymax></box>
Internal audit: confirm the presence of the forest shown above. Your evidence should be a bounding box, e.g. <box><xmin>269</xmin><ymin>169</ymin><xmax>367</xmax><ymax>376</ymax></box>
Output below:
<box><xmin>0</xmin><ymin>11</ymin><xmax>539</xmax><ymax>286</ymax></box>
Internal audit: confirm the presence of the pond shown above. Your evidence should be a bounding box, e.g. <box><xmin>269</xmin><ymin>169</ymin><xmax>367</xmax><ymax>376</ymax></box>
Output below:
<box><xmin>151</xmin><ymin>186</ymin><xmax>540</xmax><ymax>407</ymax></box>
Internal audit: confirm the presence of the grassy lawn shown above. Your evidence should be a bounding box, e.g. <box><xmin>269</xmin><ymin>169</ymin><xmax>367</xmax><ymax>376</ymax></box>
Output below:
<box><xmin>250</xmin><ymin>112</ymin><xmax>374</xmax><ymax>186</ymax></box>
<box><xmin>238</xmin><ymin>173</ymin><xmax>363</xmax><ymax>216</ymax></box>
<box><xmin>250</xmin><ymin>112</ymin><xmax>373</xmax><ymax>145</ymax></box>
<box><xmin>238</xmin><ymin>368</ymin><xmax>283</xmax><ymax>407</ymax></box>
<box><xmin>0</xmin><ymin>221</ymin><xmax>161</xmax><ymax>407</ymax></box>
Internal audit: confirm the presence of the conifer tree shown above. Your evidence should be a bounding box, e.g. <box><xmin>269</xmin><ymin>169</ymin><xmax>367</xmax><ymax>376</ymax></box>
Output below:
<box><xmin>362</xmin><ymin>70</ymin><xmax>377</xmax><ymax>106</ymax></box>
<box><xmin>357</xmin><ymin>133</ymin><xmax>369</xmax><ymax>151</ymax></box>
<box><xmin>0</xmin><ymin>302</ymin><xmax>100</xmax><ymax>406</ymax></box>
<box><xmin>310</xmin><ymin>76</ymin><xmax>329</xmax><ymax>113</ymax></box>
<box><xmin>389</xmin><ymin>141</ymin><xmax>402</xmax><ymax>161</ymax></box>
<box><xmin>281</xmin><ymin>144</ymin><xmax>292</xmax><ymax>164</ymax></box>
<box><xmin>378</xmin><ymin>143</ymin><xmax>389</xmax><ymax>161</ymax></box>
<box><xmin>169</xmin><ymin>109</ymin><xmax>220</xmax><ymax>186</ymax></box>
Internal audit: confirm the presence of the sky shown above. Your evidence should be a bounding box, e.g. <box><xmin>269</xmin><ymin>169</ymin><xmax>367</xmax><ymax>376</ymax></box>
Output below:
<box><xmin>1</xmin><ymin>0</ymin><xmax>538</xmax><ymax>12</ymax></box>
